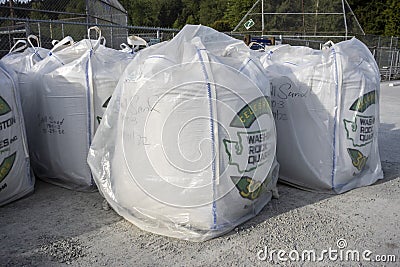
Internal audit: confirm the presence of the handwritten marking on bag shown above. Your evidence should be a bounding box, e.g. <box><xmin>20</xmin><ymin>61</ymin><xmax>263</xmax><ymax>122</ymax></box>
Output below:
<box><xmin>269</xmin><ymin>78</ymin><xmax>309</xmax><ymax>121</ymax></box>
<box><xmin>130</xmin><ymin>95</ymin><xmax>162</xmax><ymax>116</ymax></box>
<box><xmin>38</xmin><ymin>115</ymin><xmax>65</xmax><ymax>135</ymax></box>
<box><xmin>271</xmin><ymin>107</ymin><xmax>287</xmax><ymax>121</ymax></box>
<box><xmin>271</xmin><ymin>82</ymin><xmax>310</xmax><ymax>100</ymax></box>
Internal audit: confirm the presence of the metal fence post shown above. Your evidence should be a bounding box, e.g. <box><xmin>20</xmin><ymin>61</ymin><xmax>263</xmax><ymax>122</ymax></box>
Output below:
<box><xmin>377</xmin><ymin>36</ymin><xmax>383</xmax><ymax>79</ymax></box>
<box><xmin>396</xmin><ymin>50</ymin><xmax>399</xmax><ymax>78</ymax></box>
<box><xmin>389</xmin><ymin>36</ymin><xmax>393</xmax><ymax>81</ymax></box>
<box><xmin>110</xmin><ymin>26</ymin><xmax>113</xmax><ymax>48</ymax></box>
<box><xmin>50</xmin><ymin>21</ymin><xmax>53</xmax><ymax>40</ymax></box>
<box><xmin>37</xmin><ymin>22</ymin><xmax>41</xmax><ymax>47</ymax></box>
<box><xmin>7</xmin><ymin>26</ymin><xmax>11</xmax><ymax>51</ymax></box>
<box><xmin>85</xmin><ymin>0</ymin><xmax>90</xmax><ymax>33</ymax></box>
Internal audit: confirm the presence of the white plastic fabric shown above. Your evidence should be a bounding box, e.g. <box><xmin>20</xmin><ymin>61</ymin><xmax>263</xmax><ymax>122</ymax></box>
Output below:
<box><xmin>88</xmin><ymin>25</ymin><xmax>279</xmax><ymax>241</ymax></box>
<box><xmin>25</xmin><ymin>27</ymin><xmax>133</xmax><ymax>191</ymax></box>
<box><xmin>1</xmin><ymin>36</ymin><xmax>49</xmax><ymax>120</ymax></box>
<box><xmin>260</xmin><ymin>38</ymin><xmax>383</xmax><ymax>193</ymax></box>
<box><xmin>1</xmin><ymin>35</ymin><xmax>49</xmax><ymax>73</ymax></box>
<box><xmin>0</xmin><ymin>62</ymin><xmax>34</xmax><ymax>206</ymax></box>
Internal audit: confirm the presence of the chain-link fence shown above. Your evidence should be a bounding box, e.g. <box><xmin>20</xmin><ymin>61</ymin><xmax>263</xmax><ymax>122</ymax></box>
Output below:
<box><xmin>0</xmin><ymin>0</ymin><xmax>398</xmax><ymax>80</ymax></box>
<box><xmin>0</xmin><ymin>18</ymin><xmax>178</xmax><ymax>54</ymax></box>
<box><xmin>358</xmin><ymin>35</ymin><xmax>400</xmax><ymax>81</ymax></box>
<box><xmin>278</xmin><ymin>35</ymin><xmax>400</xmax><ymax>81</ymax></box>
<box><xmin>235</xmin><ymin>33</ymin><xmax>400</xmax><ymax>81</ymax></box>
<box><xmin>0</xmin><ymin>0</ymin><xmax>178</xmax><ymax>56</ymax></box>
<box><xmin>230</xmin><ymin>0</ymin><xmax>400</xmax><ymax>81</ymax></box>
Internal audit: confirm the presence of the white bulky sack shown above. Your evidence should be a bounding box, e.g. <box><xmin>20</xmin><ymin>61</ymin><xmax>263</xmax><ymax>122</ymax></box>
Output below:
<box><xmin>26</xmin><ymin>27</ymin><xmax>133</xmax><ymax>191</ymax></box>
<box><xmin>1</xmin><ymin>36</ymin><xmax>49</xmax><ymax>120</ymax></box>
<box><xmin>1</xmin><ymin>35</ymin><xmax>48</xmax><ymax>72</ymax></box>
<box><xmin>88</xmin><ymin>25</ymin><xmax>279</xmax><ymax>241</ymax></box>
<box><xmin>260</xmin><ymin>38</ymin><xmax>383</xmax><ymax>193</ymax></box>
<box><xmin>0</xmin><ymin>62</ymin><xmax>34</xmax><ymax>206</ymax></box>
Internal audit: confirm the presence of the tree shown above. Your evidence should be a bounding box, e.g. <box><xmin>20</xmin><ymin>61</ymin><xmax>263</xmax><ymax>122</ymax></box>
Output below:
<box><xmin>157</xmin><ymin>0</ymin><xmax>183</xmax><ymax>28</ymax></box>
<box><xmin>173</xmin><ymin>0</ymin><xmax>200</xmax><ymax>28</ymax></box>
<box><xmin>384</xmin><ymin>0</ymin><xmax>400</xmax><ymax>36</ymax></box>
<box><xmin>30</xmin><ymin>1</ymin><xmax>49</xmax><ymax>20</ymax></box>
<box><xmin>224</xmin><ymin>0</ymin><xmax>256</xmax><ymax>29</ymax></box>
<box><xmin>199</xmin><ymin>0</ymin><xmax>227</xmax><ymax>27</ymax></box>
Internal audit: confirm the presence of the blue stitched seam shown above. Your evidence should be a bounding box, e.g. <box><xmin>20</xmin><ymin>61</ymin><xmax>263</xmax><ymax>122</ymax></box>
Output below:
<box><xmin>196</xmin><ymin>48</ymin><xmax>217</xmax><ymax>229</ymax></box>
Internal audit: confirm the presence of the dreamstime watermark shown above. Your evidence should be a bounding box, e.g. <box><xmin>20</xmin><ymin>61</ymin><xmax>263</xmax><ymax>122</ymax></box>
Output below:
<box><xmin>257</xmin><ymin>238</ymin><xmax>397</xmax><ymax>263</ymax></box>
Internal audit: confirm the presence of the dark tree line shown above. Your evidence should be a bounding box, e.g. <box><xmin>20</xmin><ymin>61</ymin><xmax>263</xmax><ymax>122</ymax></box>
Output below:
<box><xmin>119</xmin><ymin>0</ymin><xmax>399</xmax><ymax>36</ymax></box>
<box><xmin>1</xmin><ymin>0</ymin><xmax>399</xmax><ymax>36</ymax></box>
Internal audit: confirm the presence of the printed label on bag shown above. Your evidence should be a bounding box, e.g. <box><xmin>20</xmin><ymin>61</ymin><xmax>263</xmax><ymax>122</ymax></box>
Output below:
<box><xmin>224</xmin><ymin>130</ymin><xmax>269</xmax><ymax>173</ymax></box>
<box><xmin>349</xmin><ymin>91</ymin><xmax>376</xmax><ymax>113</ymax></box>
<box><xmin>347</xmin><ymin>148</ymin><xmax>368</xmax><ymax>171</ymax></box>
<box><xmin>223</xmin><ymin>96</ymin><xmax>275</xmax><ymax>200</ymax></box>
<box><xmin>230</xmin><ymin>176</ymin><xmax>262</xmax><ymax>200</ymax></box>
<box><xmin>0</xmin><ymin>96</ymin><xmax>11</xmax><ymax>116</ymax></box>
<box><xmin>0</xmin><ymin>152</ymin><xmax>16</xmax><ymax>184</ymax></box>
<box><xmin>0</xmin><ymin>117</ymin><xmax>16</xmax><ymax>131</ymax></box>
<box><xmin>229</xmin><ymin>96</ymin><xmax>272</xmax><ymax>128</ymax></box>
<box><xmin>344</xmin><ymin>90</ymin><xmax>377</xmax><ymax>172</ymax></box>
<box><xmin>343</xmin><ymin>115</ymin><xmax>375</xmax><ymax>147</ymax></box>
<box><xmin>0</xmin><ymin>96</ymin><xmax>16</xmax><ymax>132</ymax></box>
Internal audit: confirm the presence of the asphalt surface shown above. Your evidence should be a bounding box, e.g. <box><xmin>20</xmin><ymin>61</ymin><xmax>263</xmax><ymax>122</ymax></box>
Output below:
<box><xmin>0</xmin><ymin>81</ymin><xmax>399</xmax><ymax>266</ymax></box>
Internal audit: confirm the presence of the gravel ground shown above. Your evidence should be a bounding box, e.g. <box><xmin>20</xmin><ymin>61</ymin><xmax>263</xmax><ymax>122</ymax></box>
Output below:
<box><xmin>0</xmin><ymin>82</ymin><xmax>399</xmax><ymax>266</ymax></box>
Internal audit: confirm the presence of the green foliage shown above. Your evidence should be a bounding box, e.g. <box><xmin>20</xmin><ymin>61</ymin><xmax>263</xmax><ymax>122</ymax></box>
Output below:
<box><xmin>30</xmin><ymin>1</ymin><xmax>49</xmax><ymax>20</ymax></box>
<box><xmin>224</xmin><ymin>0</ymin><xmax>255</xmax><ymax>29</ymax></box>
<box><xmin>0</xmin><ymin>0</ymin><xmax>397</xmax><ymax>36</ymax></box>
<box><xmin>199</xmin><ymin>0</ymin><xmax>228</xmax><ymax>26</ymax></box>
<box><xmin>120</xmin><ymin>0</ymin><xmax>398</xmax><ymax>36</ymax></box>
<box><xmin>64</xmin><ymin>0</ymin><xmax>85</xmax><ymax>14</ymax></box>
<box><xmin>211</xmin><ymin>20</ymin><xmax>232</xmax><ymax>32</ymax></box>
<box><xmin>173</xmin><ymin>0</ymin><xmax>199</xmax><ymax>28</ymax></box>
<box><xmin>384</xmin><ymin>0</ymin><xmax>400</xmax><ymax>36</ymax></box>
<box><xmin>349</xmin><ymin>0</ymin><xmax>399</xmax><ymax>36</ymax></box>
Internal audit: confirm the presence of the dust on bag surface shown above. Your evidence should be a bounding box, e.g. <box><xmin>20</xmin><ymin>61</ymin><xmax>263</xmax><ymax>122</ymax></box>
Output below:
<box><xmin>87</xmin><ymin>25</ymin><xmax>279</xmax><ymax>241</ymax></box>
<box><xmin>0</xmin><ymin>62</ymin><xmax>34</xmax><ymax>206</ymax></box>
<box><xmin>260</xmin><ymin>38</ymin><xmax>383</xmax><ymax>193</ymax></box>
<box><xmin>26</xmin><ymin>27</ymin><xmax>133</xmax><ymax>191</ymax></box>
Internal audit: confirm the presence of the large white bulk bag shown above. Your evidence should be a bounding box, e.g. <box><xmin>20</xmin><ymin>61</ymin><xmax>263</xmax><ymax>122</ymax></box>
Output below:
<box><xmin>26</xmin><ymin>27</ymin><xmax>133</xmax><ymax>191</ymax></box>
<box><xmin>260</xmin><ymin>38</ymin><xmax>383</xmax><ymax>193</ymax></box>
<box><xmin>0</xmin><ymin>62</ymin><xmax>34</xmax><ymax>206</ymax></box>
<box><xmin>87</xmin><ymin>25</ymin><xmax>279</xmax><ymax>241</ymax></box>
<box><xmin>1</xmin><ymin>35</ymin><xmax>48</xmax><ymax>72</ymax></box>
<box><xmin>1</xmin><ymin>36</ymin><xmax>49</xmax><ymax>121</ymax></box>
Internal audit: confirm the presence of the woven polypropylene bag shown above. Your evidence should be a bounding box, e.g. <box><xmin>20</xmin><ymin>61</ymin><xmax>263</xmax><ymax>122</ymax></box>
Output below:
<box><xmin>260</xmin><ymin>38</ymin><xmax>383</xmax><ymax>193</ymax></box>
<box><xmin>0</xmin><ymin>61</ymin><xmax>34</xmax><ymax>206</ymax></box>
<box><xmin>25</xmin><ymin>27</ymin><xmax>133</xmax><ymax>191</ymax></box>
<box><xmin>88</xmin><ymin>25</ymin><xmax>279</xmax><ymax>241</ymax></box>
